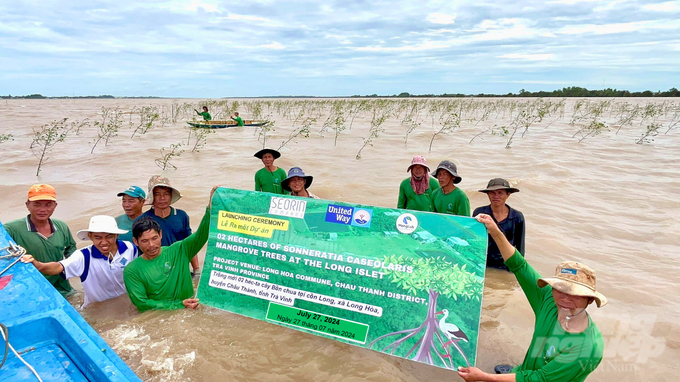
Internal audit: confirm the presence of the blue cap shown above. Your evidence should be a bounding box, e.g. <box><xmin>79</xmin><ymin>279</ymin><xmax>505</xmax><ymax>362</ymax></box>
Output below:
<box><xmin>117</xmin><ymin>186</ymin><xmax>146</xmax><ymax>199</ymax></box>
<box><xmin>282</xmin><ymin>167</ymin><xmax>313</xmax><ymax>192</ymax></box>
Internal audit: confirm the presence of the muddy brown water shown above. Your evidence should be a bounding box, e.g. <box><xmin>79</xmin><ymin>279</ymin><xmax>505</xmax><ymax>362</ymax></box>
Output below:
<box><xmin>0</xmin><ymin>98</ymin><xmax>678</xmax><ymax>381</ymax></box>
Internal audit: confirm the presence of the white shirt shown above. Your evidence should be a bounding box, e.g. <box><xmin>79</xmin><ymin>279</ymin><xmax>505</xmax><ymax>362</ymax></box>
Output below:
<box><xmin>60</xmin><ymin>240</ymin><xmax>138</xmax><ymax>307</ymax></box>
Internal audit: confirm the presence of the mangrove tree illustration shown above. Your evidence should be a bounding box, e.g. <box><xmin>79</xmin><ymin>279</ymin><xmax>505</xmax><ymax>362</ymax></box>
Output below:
<box><xmin>369</xmin><ymin>254</ymin><xmax>483</xmax><ymax>369</ymax></box>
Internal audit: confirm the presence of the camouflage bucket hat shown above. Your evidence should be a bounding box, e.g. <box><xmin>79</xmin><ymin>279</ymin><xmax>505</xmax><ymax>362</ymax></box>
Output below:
<box><xmin>146</xmin><ymin>175</ymin><xmax>182</xmax><ymax>205</ymax></box>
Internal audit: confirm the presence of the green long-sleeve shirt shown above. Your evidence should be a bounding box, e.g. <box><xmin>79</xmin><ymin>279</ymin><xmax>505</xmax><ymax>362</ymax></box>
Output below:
<box><xmin>397</xmin><ymin>177</ymin><xmax>439</xmax><ymax>212</ymax></box>
<box><xmin>124</xmin><ymin>207</ymin><xmax>211</xmax><ymax>312</ymax></box>
<box><xmin>506</xmin><ymin>251</ymin><xmax>604</xmax><ymax>382</ymax></box>
<box><xmin>4</xmin><ymin>216</ymin><xmax>77</xmax><ymax>296</ymax></box>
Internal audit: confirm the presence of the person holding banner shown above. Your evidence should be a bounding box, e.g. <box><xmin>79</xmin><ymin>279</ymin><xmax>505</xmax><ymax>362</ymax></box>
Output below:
<box><xmin>458</xmin><ymin>214</ymin><xmax>606</xmax><ymax>382</ymax></box>
<box><xmin>254</xmin><ymin>148</ymin><xmax>287</xmax><ymax>195</ymax></box>
<box><xmin>123</xmin><ymin>186</ymin><xmax>218</xmax><ymax>312</ymax></box>
<box><xmin>397</xmin><ymin>155</ymin><xmax>439</xmax><ymax>212</ymax></box>
<box><xmin>282</xmin><ymin>167</ymin><xmax>319</xmax><ymax>199</ymax></box>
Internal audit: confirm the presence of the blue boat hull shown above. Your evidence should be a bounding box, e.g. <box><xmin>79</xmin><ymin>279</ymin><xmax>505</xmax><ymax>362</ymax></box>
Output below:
<box><xmin>0</xmin><ymin>221</ymin><xmax>140</xmax><ymax>381</ymax></box>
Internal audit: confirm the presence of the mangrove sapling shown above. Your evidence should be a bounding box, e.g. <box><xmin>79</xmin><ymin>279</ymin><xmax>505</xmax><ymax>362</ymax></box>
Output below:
<box><xmin>30</xmin><ymin>118</ymin><xmax>80</xmax><ymax>176</ymax></box>
<box><xmin>429</xmin><ymin>112</ymin><xmax>461</xmax><ymax>152</ymax></box>
<box><xmin>155</xmin><ymin>142</ymin><xmax>185</xmax><ymax>170</ymax></box>
<box><xmin>255</xmin><ymin>116</ymin><xmax>275</xmax><ymax>149</ymax></box>
<box><xmin>278</xmin><ymin>115</ymin><xmax>315</xmax><ymax>151</ymax></box>
<box><xmin>356</xmin><ymin>108</ymin><xmax>390</xmax><ymax>159</ymax></box>
<box><xmin>573</xmin><ymin>120</ymin><xmax>608</xmax><ymax>143</ymax></box>
<box><xmin>636</xmin><ymin>123</ymin><xmax>661</xmax><ymax>144</ymax></box>
<box><xmin>91</xmin><ymin>107</ymin><xmax>123</xmax><ymax>153</ymax></box>
<box><xmin>369</xmin><ymin>255</ymin><xmax>482</xmax><ymax>369</ymax></box>
<box><xmin>186</xmin><ymin>127</ymin><xmax>214</xmax><ymax>152</ymax></box>
<box><xmin>130</xmin><ymin>106</ymin><xmax>160</xmax><ymax>138</ymax></box>
<box><xmin>0</xmin><ymin>134</ymin><xmax>13</xmax><ymax>144</ymax></box>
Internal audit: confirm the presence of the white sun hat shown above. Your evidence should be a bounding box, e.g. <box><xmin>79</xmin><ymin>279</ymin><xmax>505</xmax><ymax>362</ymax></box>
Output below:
<box><xmin>76</xmin><ymin>215</ymin><xmax>128</xmax><ymax>241</ymax></box>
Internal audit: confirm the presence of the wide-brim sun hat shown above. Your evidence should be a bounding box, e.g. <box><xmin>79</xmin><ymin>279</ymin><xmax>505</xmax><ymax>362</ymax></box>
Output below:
<box><xmin>478</xmin><ymin>178</ymin><xmax>519</xmax><ymax>193</ymax></box>
<box><xmin>254</xmin><ymin>148</ymin><xmax>281</xmax><ymax>160</ymax></box>
<box><xmin>407</xmin><ymin>155</ymin><xmax>430</xmax><ymax>173</ymax></box>
<box><xmin>146</xmin><ymin>175</ymin><xmax>182</xmax><ymax>205</ymax></box>
<box><xmin>76</xmin><ymin>215</ymin><xmax>128</xmax><ymax>241</ymax></box>
<box><xmin>282</xmin><ymin>167</ymin><xmax>313</xmax><ymax>192</ymax></box>
<box><xmin>538</xmin><ymin>260</ymin><xmax>607</xmax><ymax>308</ymax></box>
<box><xmin>431</xmin><ymin>160</ymin><xmax>462</xmax><ymax>184</ymax></box>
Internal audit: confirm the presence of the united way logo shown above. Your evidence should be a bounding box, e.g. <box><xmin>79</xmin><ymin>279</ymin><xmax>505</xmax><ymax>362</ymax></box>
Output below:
<box><xmin>351</xmin><ymin>209</ymin><xmax>372</xmax><ymax>228</ymax></box>
<box><xmin>396</xmin><ymin>213</ymin><xmax>418</xmax><ymax>234</ymax></box>
<box><xmin>325</xmin><ymin>204</ymin><xmax>353</xmax><ymax>225</ymax></box>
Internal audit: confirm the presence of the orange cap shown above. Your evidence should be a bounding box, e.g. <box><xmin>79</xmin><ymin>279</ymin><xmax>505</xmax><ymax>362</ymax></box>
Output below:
<box><xmin>28</xmin><ymin>184</ymin><xmax>57</xmax><ymax>201</ymax></box>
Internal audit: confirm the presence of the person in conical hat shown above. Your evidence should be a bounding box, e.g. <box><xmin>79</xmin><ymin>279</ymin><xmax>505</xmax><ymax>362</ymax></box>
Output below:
<box><xmin>473</xmin><ymin>178</ymin><xmax>524</xmax><ymax>271</ymax></box>
<box><xmin>397</xmin><ymin>155</ymin><xmax>440</xmax><ymax>212</ymax></box>
<box><xmin>21</xmin><ymin>215</ymin><xmax>138</xmax><ymax>308</ymax></box>
<box><xmin>458</xmin><ymin>214</ymin><xmax>607</xmax><ymax>382</ymax></box>
<box><xmin>254</xmin><ymin>148</ymin><xmax>287</xmax><ymax>195</ymax></box>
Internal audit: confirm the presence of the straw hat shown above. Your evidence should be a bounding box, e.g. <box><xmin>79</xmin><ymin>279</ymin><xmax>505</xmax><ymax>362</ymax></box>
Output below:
<box><xmin>431</xmin><ymin>160</ymin><xmax>462</xmax><ymax>184</ymax></box>
<box><xmin>282</xmin><ymin>167</ymin><xmax>313</xmax><ymax>192</ymax></box>
<box><xmin>407</xmin><ymin>155</ymin><xmax>430</xmax><ymax>172</ymax></box>
<box><xmin>77</xmin><ymin>215</ymin><xmax>128</xmax><ymax>241</ymax></box>
<box><xmin>538</xmin><ymin>261</ymin><xmax>607</xmax><ymax>308</ymax></box>
<box><xmin>478</xmin><ymin>178</ymin><xmax>519</xmax><ymax>193</ymax></box>
<box><xmin>146</xmin><ymin>175</ymin><xmax>182</xmax><ymax>205</ymax></box>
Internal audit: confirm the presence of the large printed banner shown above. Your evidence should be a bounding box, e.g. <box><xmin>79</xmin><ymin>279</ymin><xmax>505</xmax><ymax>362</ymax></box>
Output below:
<box><xmin>197</xmin><ymin>188</ymin><xmax>488</xmax><ymax>370</ymax></box>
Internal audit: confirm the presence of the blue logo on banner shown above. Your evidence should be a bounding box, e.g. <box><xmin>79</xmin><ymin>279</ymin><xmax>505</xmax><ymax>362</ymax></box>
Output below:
<box><xmin>325</xmin><ymin>204</ymin><xmax>354</xmax><ymax>225</ymax></box>
<box><xmin>351</xmin><ymin>209</ymin><xmax>373</xmax><ymax>228</ymax></box>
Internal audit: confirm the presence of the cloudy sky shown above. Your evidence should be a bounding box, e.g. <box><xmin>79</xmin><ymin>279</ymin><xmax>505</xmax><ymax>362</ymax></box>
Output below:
<box><xmin>1</xmin><ymin>0</ymin><xmax>678</xmax><ymax>97</ymax></box>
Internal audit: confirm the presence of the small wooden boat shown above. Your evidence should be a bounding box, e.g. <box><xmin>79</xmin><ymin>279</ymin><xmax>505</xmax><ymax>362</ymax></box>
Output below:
<box><xmin>187</xmin><ymin>120</ymin><xmax>268</xmax><ymax>128</ymax></box>
<box><xmin>0</xmin><ymin>221</ymin><xmax>140</xmax><ymax>381</ymax></box>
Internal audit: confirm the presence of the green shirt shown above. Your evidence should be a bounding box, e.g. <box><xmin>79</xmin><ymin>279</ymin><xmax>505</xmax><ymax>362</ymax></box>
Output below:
<box><xmin>255</xmin><ymin>167</ymin><xmax>287</xmax><ymax>194</ymax></box>
<box><xmin>506</xmin><ymin>251</ymin><xmax>605</xmax><ymax>382</ymax></box>
<box><xmin>115</xmin><ymin>214</ymin><xmax>134</xmax><ymax>242</ymax></box>
<box><xmin>432</xmin><ymin>186</ymin><xmax>470</xmax><ymax>216</ymax></box>
<box><xmin>4</xmin><ymin>216</ymin><xmax>77</xmax><ymax>296</ymax></box>
<box><xmin>123</xmin><ymin>207</ymin><xmax>210</xmax><ymax>312</ymax></box>
<box><xmin>232</xmin><ymin>116</ymin><xmax>244</xmax><ymax>126</ymax></box>
<box><xmin>200</xmin><ymin>111</ymin><xmax>212</xmax><ymax>121</ymax></box>
<box><xmin>397</xmin><ymin>177</ymin><xmax>439</xmax><ymax>212</ymax></box>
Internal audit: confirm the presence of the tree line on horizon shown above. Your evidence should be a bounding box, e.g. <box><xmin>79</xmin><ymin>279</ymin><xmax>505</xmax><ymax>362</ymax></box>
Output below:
<box><xmin>3</xmin><ymin>86</ymin><xmax>679</xmax><ymax>99</ymax></box>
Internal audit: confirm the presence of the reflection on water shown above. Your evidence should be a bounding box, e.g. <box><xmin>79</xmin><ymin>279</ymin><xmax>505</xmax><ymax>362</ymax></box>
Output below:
<box><xmin>1</xmin><ymin>98</ymin><xmax>679</xmax><ymax>381</ymax></box>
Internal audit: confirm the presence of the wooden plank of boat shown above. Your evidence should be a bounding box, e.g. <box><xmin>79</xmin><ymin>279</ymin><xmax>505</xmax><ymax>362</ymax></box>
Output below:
<box><xmin>0</xmin><ymin>221</ymin><xmax>141</xmax><ymax>382</ymax></box>
<box><xmin>187</xmin><ymin>120</ymin><xmax>268</xmax><ymax>128</ymax></box>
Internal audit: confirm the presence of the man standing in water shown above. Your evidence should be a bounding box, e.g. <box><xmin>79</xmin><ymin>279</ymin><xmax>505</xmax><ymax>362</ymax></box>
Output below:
<box><xmin>194</xmin><ymin>106</ymin><xmax>211</xmax><ymax>121</ymax></box>
<box><xmin>5</xmin><ymin>184</ymin><xmax>77</xmax><ymax>296</ymax></box>
<box><xmin>231</xmin><ymin>112</ymin><xmax>244</xmax><ymax>126</ymax></box>
<box><xmin>20</xmin><ymin>215</ymin><xmax>137</xmax><ymax>307</ymax></box>
<box><xmin>124</xmin><ymin>186</ymin><xmax>217</xmax><ymax>312</ymax></box>
<box><xmin>115</xmin><ymin>185</ymin><xmax>146</xmax><ymax>243</ymax></box>
<box><xmin>136</xmin><ymin>176</ymin><xmax>200</xmax><ymax>276</ymax></box>
<box><xmin>254</xmin><ymin>148</ymin><xmax>287</xmax><ymax>194</ymax></box>
<box><xmin>458</xmin><ymin>213</ymin><xmax>606</xmax><ymax>382</ymax></box>
<box><xmin>397</xmin><ymin>155</ymin><xmax>439</xmax><ymax>212</ymax></box>
<box><xmin>431</xmin><ymin>160</ymin><xmax>470</xmax><ymax>216</ymax></box>
<box><xmin>473</xmin><ymin>178</ymin><xmax>525</xmax><ymax>270</ymax></box>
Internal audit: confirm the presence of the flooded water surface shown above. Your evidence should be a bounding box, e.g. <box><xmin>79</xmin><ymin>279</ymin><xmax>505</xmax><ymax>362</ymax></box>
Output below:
<box><xmin>0</xmin><ymin>98</ymin><xmax>678</xmax><ymax>381</ymax></box>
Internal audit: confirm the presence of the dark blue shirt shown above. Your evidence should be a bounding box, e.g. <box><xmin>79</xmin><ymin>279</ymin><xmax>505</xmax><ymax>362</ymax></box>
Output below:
<box><xmin>137</xmin><ymin>207</ymin><xmax>191</xmax><ymax>247</ymax></box>
<box><xmin>473</xmin><ymin>204</ymin><xmax>525</xmax><ymax>270</ymax></box>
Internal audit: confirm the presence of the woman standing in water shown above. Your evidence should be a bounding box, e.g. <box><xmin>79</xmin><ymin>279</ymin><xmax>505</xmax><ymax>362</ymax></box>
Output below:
<box><xmin>254</xmin><ymin>148</ymin><xmax>287</xmax><ymax>194</ymax></box>
<box><xmin>473</xmin><ymin>178</ymin><xmax>525</xmax><ymax>270</ymax></box>
<box><xmin>397</xmin><ymin>155</ymin><xmax>440</xmax><ymax>212</ymax></box>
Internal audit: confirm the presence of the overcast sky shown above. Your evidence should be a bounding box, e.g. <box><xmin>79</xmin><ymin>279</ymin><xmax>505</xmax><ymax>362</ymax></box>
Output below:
<box><xmin>1</xmin><ymin>0</ymin><xmax>678</xmax><ymax>97</ymax></box>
